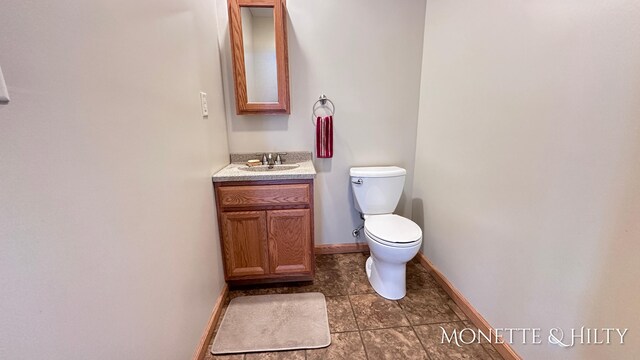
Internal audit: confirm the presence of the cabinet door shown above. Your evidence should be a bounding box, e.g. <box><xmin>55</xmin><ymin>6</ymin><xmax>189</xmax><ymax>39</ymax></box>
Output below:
<box><xmin>221</xmin><ymin>211</ymin><xmax>269</xmax><ymax>278</ymax></box>
<box><xmin>267</xmin><ymin>209</ymin><xmax>312</xmax><ymax>274</ymax></box>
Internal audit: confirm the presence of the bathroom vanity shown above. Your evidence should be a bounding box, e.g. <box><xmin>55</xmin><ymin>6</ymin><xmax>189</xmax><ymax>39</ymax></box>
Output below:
<box><xmin>212</xmin><ymin>153</ymin><xmax>316</xmax><ymax>285</ymax></box>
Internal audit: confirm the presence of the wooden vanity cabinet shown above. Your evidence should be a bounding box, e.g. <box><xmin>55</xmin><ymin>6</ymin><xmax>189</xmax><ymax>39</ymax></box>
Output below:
<box><xmin>214</xmin><ymin>179</ymin><xmax>314</xmax><ymax>284</ymax></box>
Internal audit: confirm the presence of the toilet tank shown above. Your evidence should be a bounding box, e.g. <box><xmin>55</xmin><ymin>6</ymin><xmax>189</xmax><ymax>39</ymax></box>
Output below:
<box><xmin>350</xmin><ymin>166</ymin><xmax>406</xmax><ymax>215</ymax></box>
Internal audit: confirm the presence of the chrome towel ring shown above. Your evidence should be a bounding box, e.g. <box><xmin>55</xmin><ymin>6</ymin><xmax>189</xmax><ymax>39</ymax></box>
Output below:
<box><xmin>311</xmin><ymin>94</ymin><xmax>335</xmax><ymax>125</ymax></box>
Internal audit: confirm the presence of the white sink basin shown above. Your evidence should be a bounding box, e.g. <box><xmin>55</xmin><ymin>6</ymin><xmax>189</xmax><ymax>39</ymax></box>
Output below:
<box><xmin>238</xmin><ymin>164</ymin><xmax>300</xmax><ymax>172</ymax></box>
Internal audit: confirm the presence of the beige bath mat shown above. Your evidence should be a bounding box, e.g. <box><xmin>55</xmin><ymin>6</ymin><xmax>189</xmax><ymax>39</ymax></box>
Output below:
<box><xmin>211</xmin><ymin>292</ymin><xmax>331</xmax><ymax>355</ymax></box>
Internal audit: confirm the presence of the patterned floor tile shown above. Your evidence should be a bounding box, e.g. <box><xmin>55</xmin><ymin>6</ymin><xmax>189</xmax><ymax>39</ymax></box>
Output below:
<box><xmin>326</xmin><ymin>296</ymin><xmax>358</xmax><ymax>333</ymax></box>
<box><xmin>397</xmin><ymin>288</ymin><xmax>461</xmax><ymax>325</ymax></box>
<box><xmin>207</xmin><ymin>253</ymin><xmax>487</xmax><ymax>360</ymax></box>
<box><xmin>350</xmin><ymin>293</ymin><xmax>409</xmax><ymax>330</ymax></box>
<box><xmin>306</xmin><ymin>332</ymin><xmax>367</xmax><ymax>360</ymax></box>
<box><xmin>405</xmin><ymin>260</ymin><xmax>440</xmax><ymax>291</ymax></box>
<box><xmin>361</xmin><ymin>327</ymin><xmax>429</xmax><ymax>360</ymax></box>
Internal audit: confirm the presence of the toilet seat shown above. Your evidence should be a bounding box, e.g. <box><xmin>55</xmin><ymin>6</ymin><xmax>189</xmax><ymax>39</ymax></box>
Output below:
<box><xmin>364</xmin><ymin>214</ymin><xmax>422</xmax><ymax>248</ymax></box>
<box><xmin>365</xmin><ymin>229</ymin><xmax>421</xmax><ymax>248</ymax></box>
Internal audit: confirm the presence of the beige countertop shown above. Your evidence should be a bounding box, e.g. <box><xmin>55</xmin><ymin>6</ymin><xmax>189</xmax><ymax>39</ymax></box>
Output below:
<box><xmin>212</xmin><ymin>152</ymin><xmax>316</xmax><ymax>182</ymax></box>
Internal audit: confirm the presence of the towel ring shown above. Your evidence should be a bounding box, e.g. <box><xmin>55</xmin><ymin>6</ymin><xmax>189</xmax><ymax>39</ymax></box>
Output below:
<box><xmin>312</xmin><ymin>94</ymin><xmax>335</xmax><ymax>125</ymax></box>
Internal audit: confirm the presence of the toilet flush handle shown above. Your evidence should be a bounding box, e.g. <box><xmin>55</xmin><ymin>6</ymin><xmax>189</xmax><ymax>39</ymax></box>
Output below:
<box><xmin>351</xmin><ymin>178</ymin><xmax>363</xmax><ymax>185</ymax></box>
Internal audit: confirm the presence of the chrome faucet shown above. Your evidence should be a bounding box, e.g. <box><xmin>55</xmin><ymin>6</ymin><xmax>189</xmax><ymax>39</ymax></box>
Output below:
<box><xmin>257</xmin><ymin>153</ymin><xmax>273</xmax><ymax>166</ymax></box>
<box><xmin>267</xmin><ymin>153</ymin><xmax>275</xmax><ymax>168</ymax></box>
<box><xmin>257</xmin><ymin>152</ymin><xmax>287</xmax><ymax>168</ymax></box>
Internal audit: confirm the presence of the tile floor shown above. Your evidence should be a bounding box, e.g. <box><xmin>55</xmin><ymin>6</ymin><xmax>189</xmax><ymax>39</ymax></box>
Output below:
<box><xmin>206</xmin><ymin>253</ymin><xmax>503</xmax><ymax>360</ymax></box>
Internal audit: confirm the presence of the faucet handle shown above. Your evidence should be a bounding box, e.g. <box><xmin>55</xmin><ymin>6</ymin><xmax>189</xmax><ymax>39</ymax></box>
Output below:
<box><xmin>275</xmin><ymin>153</ymin><xmax>287</xmax><ymax>164</ymax></box>
<box><xmin>256</xmin><ymin>153</ymin><xmax>267</xmax><ymax>165</ymax></box>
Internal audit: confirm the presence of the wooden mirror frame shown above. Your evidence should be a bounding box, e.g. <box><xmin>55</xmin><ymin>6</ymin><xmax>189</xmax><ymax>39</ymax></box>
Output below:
<box><xmin>228</xmin><ymin>0</ymin><xmax>290</xmax><ymax>115</ymax></box>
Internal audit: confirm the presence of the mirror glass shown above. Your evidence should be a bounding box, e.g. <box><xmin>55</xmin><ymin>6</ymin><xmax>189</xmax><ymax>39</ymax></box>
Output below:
<box><xmin>241</xmin><ymin>7</ymin><xmax>278</xmax><ymax>103</ymax></box>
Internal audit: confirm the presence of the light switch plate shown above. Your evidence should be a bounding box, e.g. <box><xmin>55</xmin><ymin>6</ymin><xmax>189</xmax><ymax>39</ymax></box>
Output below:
<box><xmin>200</xmin><ymin>92</ymin><xmax>208</xmax><ymax>117</ymax></box>
<box><xmin>0</xmin><ymin>65</ymin><xmax>9</xmax><ymax>104</ymax></box>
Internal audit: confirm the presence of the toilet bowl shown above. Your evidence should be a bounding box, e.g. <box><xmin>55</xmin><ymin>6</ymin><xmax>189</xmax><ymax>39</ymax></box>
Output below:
<box><xmin>350</xmin><ymin>166</ymin><xmax>423</xmax><ymax>300</ymax></box>
<box><xmin>363</xmin><ymin>214</ymin><xmax>422</xmax><ymax>300</ymax></box>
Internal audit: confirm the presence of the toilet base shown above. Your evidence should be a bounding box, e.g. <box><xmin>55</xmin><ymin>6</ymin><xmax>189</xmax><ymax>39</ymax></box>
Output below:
<box><xmin>365</xmin><ymin>256</ymin><xmax>408</xmax><ymax>300</ymax></box>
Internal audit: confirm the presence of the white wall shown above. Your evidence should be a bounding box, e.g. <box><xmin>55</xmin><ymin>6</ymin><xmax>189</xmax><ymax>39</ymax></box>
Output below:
<box><xmin>216</xmin><ymin>0</ymin><xmax>427</xmax><ymax>246</ymax></box>
<box><xmin>0</xmin><ymin>1</ymin><xmax>229</xmax><ymax>359</ymax></box>
<box><xmin>413</xmin><ymin>1</ymin><xmax>640</xmax><ymax>359</ymax></box>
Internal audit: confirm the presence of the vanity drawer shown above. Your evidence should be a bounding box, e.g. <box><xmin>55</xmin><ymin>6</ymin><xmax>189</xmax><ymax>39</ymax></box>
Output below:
<box><xmin>217</xmin><ymin>184</ymin><xmax>311</xmax><ymax>209</ymax></box>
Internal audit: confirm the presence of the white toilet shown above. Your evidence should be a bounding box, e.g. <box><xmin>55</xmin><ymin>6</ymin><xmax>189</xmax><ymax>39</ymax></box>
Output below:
<box><xmin>350</xmin><ymin>166</ymin><xmax>423</xmax><ymax>300</ymax></box>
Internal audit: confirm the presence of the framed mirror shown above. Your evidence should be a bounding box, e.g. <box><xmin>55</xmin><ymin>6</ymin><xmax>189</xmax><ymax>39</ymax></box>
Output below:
<box><xmin>228</xmin><ymin>0</ymin><xmax>290</xmax><ymax>115</ymax></box>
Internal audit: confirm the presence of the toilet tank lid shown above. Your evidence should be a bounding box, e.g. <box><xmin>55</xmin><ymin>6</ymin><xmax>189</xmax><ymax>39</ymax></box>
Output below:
<box><xmin>350</xmin><ymin>166</ymin><xmax>406</xmax><ymax>178</ymax></box>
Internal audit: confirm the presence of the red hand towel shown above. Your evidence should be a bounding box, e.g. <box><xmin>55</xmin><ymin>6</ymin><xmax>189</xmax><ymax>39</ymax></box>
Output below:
<box><xmin>316</xmin><ymin>115</ymin><xmax>333</xmax><ymax>158</ymax></box>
